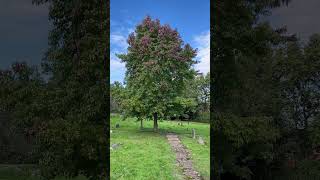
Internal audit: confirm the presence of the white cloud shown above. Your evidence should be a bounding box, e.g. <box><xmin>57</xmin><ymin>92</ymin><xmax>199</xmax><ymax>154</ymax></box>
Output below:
<box><xmin>110</xmin><ymin>53</ymin><xmax>125</xmax><ymax>70</ymax></box>
<box><xmin>110</xmin><ymin>24</ymin><xmax>135</xmax><ymax>73</ymax></box>
<box><xmin>193</xmin><ymin>31</ymin><xmax>210</xmax><ymax>74</ymax></box>
<box><xmin>110</xmin><ymin>34</ymin><xmax>128</xmax><ymax>50</ymax></box>
<box><xmin>110</xmin><ymin>19</ymin><xmax>138</xmax><ymax>83</ymax></box>
<box><xmin>127</xmin><ymin>28</ymin><xmax>135</xmax><ymax>34</ymax></box>
<box><xmin>110</xmin><ymin>52</ymin><xmax>126</xmax><ymax>83</ymax></box>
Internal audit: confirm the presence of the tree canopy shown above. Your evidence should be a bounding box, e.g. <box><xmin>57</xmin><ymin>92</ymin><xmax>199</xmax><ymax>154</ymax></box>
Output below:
<box><xmin>117</xmin><ymin>16</ymin><xmax>198</xmax><ymax>131</ymax></box>
<box><xmin>212</xmin><ymin>0</ymin><xmax>320</xmax><ymax>179</ymax></box>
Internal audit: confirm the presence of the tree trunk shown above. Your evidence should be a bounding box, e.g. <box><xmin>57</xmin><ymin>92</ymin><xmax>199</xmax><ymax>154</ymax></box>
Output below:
<box><xmin>153</xmin><ymin>112</ymin><xmax>158</xmax><ymax>132</ymax></box>
<box><xmin>140</xmin><ymin>118</ymin><xmax>143</xmax><ymax>129</ymax></box>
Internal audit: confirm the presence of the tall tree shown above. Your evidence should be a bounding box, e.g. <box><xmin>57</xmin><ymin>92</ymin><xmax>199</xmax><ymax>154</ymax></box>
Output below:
<box><xmin>212</xmin><ymin>0</ymin><xmax>294</xmax><ymax>179</ymax></box>
<box><xmin>117</xmin><ymin>16</ymin><xmax>197</xmax><ymax>131</ymax></box>
<box><xmin>275</xmin><ymin>35</ymin><xmax>320</xmax><ymax>163</ymax></box>
<box><xmin>21</xmin><ymin>0</ymin><xmax>110</xmax><ymax>179</ymax></box>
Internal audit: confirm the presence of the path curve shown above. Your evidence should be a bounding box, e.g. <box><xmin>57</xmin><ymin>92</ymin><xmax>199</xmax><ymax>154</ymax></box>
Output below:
<box><xmin>166</xmin><ymin>133</ymin><xmax>201</xmax><ymax>180</ymax></box>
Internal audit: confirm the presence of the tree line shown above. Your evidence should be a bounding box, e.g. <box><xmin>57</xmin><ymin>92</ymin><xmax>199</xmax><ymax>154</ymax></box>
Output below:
<box><xmin>0</xmin><ymin>0</ymin><xmax>108</xmax><ymax>179</ymax></box>
<box><xmin>111</xmin><ymin>72</ymin><xmax>210</xmax><ymax>123</ymax></box>
<box><xmin>213</xmin><ymin>0</ymin><xmax>320</xmax><ymax>179</ymax></box>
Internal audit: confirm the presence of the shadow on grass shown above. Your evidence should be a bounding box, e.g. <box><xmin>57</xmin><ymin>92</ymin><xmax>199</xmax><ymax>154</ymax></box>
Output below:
<box><xmin>137</xmin><ymin>127</ymin><xmax>193</xmax><ymax>138</ymax></box>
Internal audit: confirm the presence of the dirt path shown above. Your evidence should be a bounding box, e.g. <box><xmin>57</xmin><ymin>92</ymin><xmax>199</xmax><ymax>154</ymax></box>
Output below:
<box><xmin>166</xmin><ymin>133</ymin><xmax>201</xmax><ymax>180</ymax></box>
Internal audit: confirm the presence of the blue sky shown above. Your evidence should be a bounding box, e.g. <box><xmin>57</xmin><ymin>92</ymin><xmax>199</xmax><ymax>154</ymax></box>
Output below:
<box><xmin>110</xmin><ymin>0</ymin><xmax>210</xmax><ymax>83</ymax></box>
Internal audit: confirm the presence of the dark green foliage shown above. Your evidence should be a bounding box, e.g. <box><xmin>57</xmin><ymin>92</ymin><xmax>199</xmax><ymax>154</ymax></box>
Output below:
<box><xmin>213</xmin><ymin>113</ymin><xmax>279</xmax><ymax>179</ymax></box>
<box><xmin>166</xmin><ymin>96</ymin><xmax>198</xmax><ymax>120</ymax></box>
<box><xmin>0</xmin><ymin>63</ymin><xmax>43</xmax><ymax>164</ymax></box>
<box><xmin>1</xmin><ymin>0</ymin><xmax>109</xmax><ymax>179</ymax></box>
<box><xmin>169</xmin><ymin>72</ymin><xmax>210</xmax><ymax>122</ymax></box>
<box><xmin>31</xmin><ymin>0</ymin><xmax>108</xmax><ymax>179</ymax></box>
<box><xmin>213</xmin><ymin>0</ymin><xmax>319</xmax><ymax>179</ymax></box>
<box><xmin>111</xmin><ymin>73</ymin><xmax>211</xmax><ymax>122</ymax></box>
<box><xmin>110</xmin><ymin>81</ymin><xmax>125</xmax><ymax>113</ymax></box>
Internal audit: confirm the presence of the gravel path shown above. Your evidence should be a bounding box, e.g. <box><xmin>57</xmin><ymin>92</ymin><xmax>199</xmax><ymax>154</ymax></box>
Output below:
<box><xmin>166</xmin><ymin>133</ymin><xmax>201</xmax><ymax>180</ymax></box>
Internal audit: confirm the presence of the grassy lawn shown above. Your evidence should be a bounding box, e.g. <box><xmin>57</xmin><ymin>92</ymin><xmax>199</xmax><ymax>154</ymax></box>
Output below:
<box><xmin>1</xmin><ymin>116</ymin><xmax>210</xmax><ymax>180</ymax></box>
<box><xmin>110</xmin><ymin>115</ymin><xmax>210</xmax><ymax>180</ymax></box>
<box><xmin>0</xmin><ymin>164</ymin><xmax>87</xmax><ymax>180</ymax></box>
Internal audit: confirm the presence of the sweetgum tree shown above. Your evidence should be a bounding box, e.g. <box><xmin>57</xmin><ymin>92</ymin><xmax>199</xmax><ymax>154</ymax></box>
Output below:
<box><xmin>117</xmin><ymin>16</ymin><xmax>197</xmax><ymax>131</ymax></box>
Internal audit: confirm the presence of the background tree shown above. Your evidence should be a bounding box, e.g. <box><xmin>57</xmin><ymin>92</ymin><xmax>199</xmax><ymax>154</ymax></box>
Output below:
<box><xmin>0</xmin><ymin>0</ymin><xmax>111</xmax><ymax>179</ymax></box>
<box><xmin>212</xmin><ymin>0</ymin><xmax>302</xmax><ymax>179</ymax></box>
<box><xmin>166</xmin><ymin>96</ymin><xmax>198</xmax><ymax>121</ymax></box>
<box><xmin>117</xmin><ymin>16</ymin><xmax>197</xmax><ymax>131</ymax></box>
<box><xmin>0</xmin><ymin>62</ymin><xmax>43</xmax><ymax>164</ymax></box>
<box><xmin>110</xmin><ymin>81</ymin><xmax>125</xmax><ymax>113</ymax></box>
<box><xmin>177</xmin><ymin>72</ymin><xmax>210</xmax><ymax>122</ymax></box>
<box><xmin>273</xmin><ymin>35</ymin><xmax>320</xmax><ymax>177</ymax></box>
<box><xmin>212</xmin><ymin>0</ymin><xmax>320</xmax><ymax>179</ymax></box>
<box><xmin>196</xmin><ymin>73</ymin><xmax>210</xmax><ymax>112</ymax></box>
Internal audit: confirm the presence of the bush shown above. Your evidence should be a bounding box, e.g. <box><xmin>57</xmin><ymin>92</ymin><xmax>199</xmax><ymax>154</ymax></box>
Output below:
<box><xmin>195</xmin><ymin>111</ymin><xmax>210</xmax><ymax>123</ymax></box>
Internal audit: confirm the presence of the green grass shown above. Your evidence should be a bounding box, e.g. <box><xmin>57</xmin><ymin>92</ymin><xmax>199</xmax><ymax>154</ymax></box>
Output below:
<box><xmin>0</xmin><ymin>164</ymin><xmax>87</xmax><ymax>180</ymax></box>
<box><xmin>110</xmin><ymin>115</ymin><xmax>210</xmax><ymax>180</ymax></box>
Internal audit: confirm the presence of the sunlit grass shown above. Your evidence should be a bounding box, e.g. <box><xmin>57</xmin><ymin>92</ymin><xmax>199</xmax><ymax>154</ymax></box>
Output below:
<box><xmin>110</xmin><ymin>115</ymin><xmax>210</xmax><ymax>180</ymax></box>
